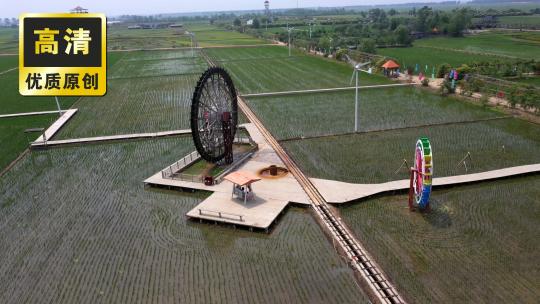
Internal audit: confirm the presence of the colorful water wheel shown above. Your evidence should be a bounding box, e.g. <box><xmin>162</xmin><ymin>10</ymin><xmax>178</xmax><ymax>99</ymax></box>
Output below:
<box><xmin>412</xmin><ymin>137</ymin><xmax>433</xmax><ymax>210</ymax></box>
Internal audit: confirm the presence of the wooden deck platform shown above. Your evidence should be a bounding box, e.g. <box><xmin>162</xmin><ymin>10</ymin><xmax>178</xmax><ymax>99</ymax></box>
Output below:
<box><xmin>144</xmin><ymin>159</ymin><xmax>310</xmax><ymax>205</ymax></box>
<box><xmin>144</xmin><ymin>123</ymin><xmax>311</xmax><ymax>230</ymax></box>
<box><xmin>186</xmin><ymin>192</ymin><xmax>289</xmax><ymax>230</ymax></box>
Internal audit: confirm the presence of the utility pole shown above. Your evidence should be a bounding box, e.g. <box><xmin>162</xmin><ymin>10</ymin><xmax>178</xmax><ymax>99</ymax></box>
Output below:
<box><xmin>287</xmin><ymin>25</ymin><xmax>294</xmax><ymax>57</ymax></box>
<box><xmin>188</xmin><ymin>32</ymin><xmax>195</xmax><ymax>57</ymax></box>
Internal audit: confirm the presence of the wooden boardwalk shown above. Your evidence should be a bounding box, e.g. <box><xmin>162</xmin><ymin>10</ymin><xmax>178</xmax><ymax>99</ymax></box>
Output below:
<box><xmin>31</xmin><ymin>129</ymin><xmax>191</xmax><ymax>148</ymax></box>
<box><xmin>0</xmin><ymin>110</ymin><xmax>66</xmax><ymax>119</ymax></box>
<box><xmin>312</xmin><ymin>163</ymin><xmax>540</xmax><ymax>204</ymax></box>
<box><xmin>33</xmin><ymin>109</ymin><xmax>77</xmax><ymax>143</ymax></box>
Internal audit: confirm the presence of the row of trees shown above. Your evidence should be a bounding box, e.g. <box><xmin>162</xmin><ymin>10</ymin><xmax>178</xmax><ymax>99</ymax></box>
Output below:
<box><xmin>232</xmin><ymin>6</ymin><xmax>476</xmax><ymax>55</ymax></box>
<box><xmin>0</xmin><ymin>18</ymin><xmax>18</xmax><ymax>27</ymax></box>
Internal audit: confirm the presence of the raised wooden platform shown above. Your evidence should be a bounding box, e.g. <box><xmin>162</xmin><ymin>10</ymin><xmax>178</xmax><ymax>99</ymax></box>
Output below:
<box><xmin>144</xmin><ymin>123</ymin><xmax>311</xmax><ymax>230</ymax></box>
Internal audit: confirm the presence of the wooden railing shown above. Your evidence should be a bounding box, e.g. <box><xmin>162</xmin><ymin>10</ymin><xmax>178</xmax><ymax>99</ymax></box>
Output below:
<box><xmin>198</xmin><ymin>209</ymin><xmax>244</xmax><ymax>222</ymax></box>
<box><xmin>161</xmin><ymin>150</ymin><xmax>200</xmax><ymax>179</ymax></box>
<box><xmin>161</xmin><ymin>133</ymin><xmax>258</xmax><ymax>184</ymax></box>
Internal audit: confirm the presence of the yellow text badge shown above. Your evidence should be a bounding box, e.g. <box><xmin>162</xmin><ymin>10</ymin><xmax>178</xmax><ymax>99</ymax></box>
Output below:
<box><xmin>19</xmin><ymin>13</ymin><xmax>106</xmax><ymax>96</ymax></box>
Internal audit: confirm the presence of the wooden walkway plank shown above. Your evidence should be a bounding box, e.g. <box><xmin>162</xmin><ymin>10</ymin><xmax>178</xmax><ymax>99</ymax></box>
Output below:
<box><xmin>0</xmin><ymin>110</ymin><xmax>66</xmax><ymax>119</ymax></box>
<box><xmin>311</xmin><ymin>163</ymin><xmax>540</xmax><ymax>204</ymax></box>
<box><xmin>31</xmin><ymin>129</ymin><xmax>191</xmax><ymax>148</ymax></box>
<box><xmin>33</xmin><ymin>109</ymin><xmax>77</xmax><ymax>143</ymax></box>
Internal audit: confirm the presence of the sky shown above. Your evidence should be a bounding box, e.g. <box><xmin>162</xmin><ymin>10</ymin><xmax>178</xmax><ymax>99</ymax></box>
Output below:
<box><xmin>0</xmin><ymin>0</ymin><xmax>448</xmax><ymax>19</ymax></box>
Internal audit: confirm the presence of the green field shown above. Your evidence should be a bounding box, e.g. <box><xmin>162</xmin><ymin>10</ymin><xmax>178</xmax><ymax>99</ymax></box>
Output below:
<box><xmin>107</xmin><ymin>24</ymin><xmax>267</xmax><ymax>50</ymax></box>
<box><xmin>415</xmin><ymin>32</ymin><xmax>540</xmax><ymax>60</ymax></box>
<box><xmin>341</xmin><ymin>175</ymin><xmax>540</xmax><ymax>302</ymax></box>
<box><xmin>512</xmin><ymin>76</ymin><xmax>540</xmax><ymax>87</ymax></box>
<box><xmin>108</xmin><ymin>27</ymin><xmax>187</xmax><ymax>38</ymax></box>
<box><xmin>378</xmin><ymin>46</ymin><xmax>494</xmax><ymax>71</ymax></box>
<box><xmin>56</xmin><ymin>49</ymin><xmax>206</xmax><ymax>139</ymax></box>
<box><xmin>109</xmin><ymin>50</ymin><xmax>207</xmax><ymax>79</ymax></box>
<box><xmin>284</xmin><ymin>118</ymin><xmax>540</xmax><ymax>183</ymax></box>
<box><xmin>0</xmin><ymin>50</ymin><xmax>126</xmax><ymax>171</ymax></box>
<box><xmin>206</xmin><ymin>46</ymin><xmax>391</xmax><ymax>94</ymax></box>
<box><xmin>188</xmin><ymin>25</ymin><xmax>268</xmax><ymax>46</ymax></box>
<box><xmin>0</xmin><ymin>55</ymin><xmax>16</xmax><ymax>72</ymax></box>
<box><xmin>498</xmin><ymin>14</ymin><xmax>540</xmax><ymax>26</ymax></box>
<box><xmin>108</xmin><ymin>36</ymin><xmax>191</xmax><ymax>50</ymax></box>
<box><xmin>247</xmin><ymin>87</ymin><xmax>503</xmax><ymax>140</ymax></box>
<box><xmin>107</xmin><ymin>27</ymin><xmax>192</xmax><ymax>50</ymax></box>
<box><xmin>0</xmin><ymin>28</ymin><xmax>17</xmax><ymax>53</ymax></box>
<box><xmin>0</xmin><ymin>138</ymin><xmax>368</xmax><ymax>303</ymax></box>
<box><xmin>0</xmin><ymin>69</ymin><xmax>79</xmax><ymax>114</ymax></box>
<box><xmin>378</xmin><ymin>31</ymin><xmax>540</xmax><ymax>69</ymax></box>
<box><xmin>0</xmin><ymin>115</ymin><xmax>56</xmax><ymax>171</ymax></box>
<box><xmin>206</xmin><ymin>45</ymin><xmax>293</xmax><ymax>61</ymax></box>
<box><xmin>56</xmin><ymin>74</ymin><xmax>198</xmax><ymax>139</ymax></box>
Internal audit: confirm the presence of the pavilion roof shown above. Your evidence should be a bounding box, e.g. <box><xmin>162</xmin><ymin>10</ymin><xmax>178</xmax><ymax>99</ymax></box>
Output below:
<box><xmin>382</xmin><ymin>60</ymin><xmax>400</xmax><ymax>69</ymax></box>
<box><xmin>224</xmin><ymin>171</ymin><xmax>261</xmax><ymax>186</ymax></box>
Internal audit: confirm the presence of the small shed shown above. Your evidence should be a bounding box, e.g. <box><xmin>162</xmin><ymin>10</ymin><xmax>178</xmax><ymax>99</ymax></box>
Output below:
<box><xmin>224</xmin><ymin>171</ymin><xmax>261</xmax><ymax>204</ymax></box>
<box><xmin>382</xmin><ymin>60</ymin><xmax>400</xmax><ymax>77</ymax></box>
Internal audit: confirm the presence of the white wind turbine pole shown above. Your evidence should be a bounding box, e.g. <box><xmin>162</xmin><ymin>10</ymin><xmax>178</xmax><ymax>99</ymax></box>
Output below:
<box><xmin>188</xmin><ymin>32</ymin><xmax>195</xmax><ymax>57</ymax></box>
<box><xmin>350</xmin><ymin>62</ymin><xmax>370</xmax><ymax>132</ymax></box>
<box><xmin>285</xmin><ymin>24</ymin><xmax>295</xmax><ymax>57</ymax></box>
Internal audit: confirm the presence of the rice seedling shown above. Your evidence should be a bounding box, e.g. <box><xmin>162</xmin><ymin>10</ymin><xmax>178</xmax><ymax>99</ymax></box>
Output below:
<box><xmin>340</xmin><ymin>175</ymin><xmax>540</xmax><ymax>303</ymax></box>
<box><xmin>246</xmin><ymin>86</ymin><xmax>503</xmax><ymax>140</ymax></box>
<box><xmin>415</xmin><ymin>32</ymin><xmax>540</xmax><ymax>61</ymax></box>
<box><xmin>0</xmin><ymin>115</ymin><xmax>56</xmax><ymax>170</ymax></box>
<box><xmin>56</xmin><ymin>74</ymin><xmax>199</xmax><ymax>139</ymax></box>
<box><xmin>108</xmin><ymin>37</ymin><xmax>192</xmax><ymax>50</ymax></box>
<box><xmin>0</xmin><ymin>55</ymin><xmax>16</xmax><ymax>72</ymax></box>
<box><xmin>283</xmin><ymin>118</ymin><xmax>540</xmax><ymax>183</ymax></box>
<box><xmin>206</xmin><ymin>45</ymin><xmax>292</xmax><ymax>61</ymax></box>
<box><xmin>109</xmin><ymin>55</ymin><xmax>207</xmax><ymax>79</ymax></box>
<box><xmin>0</xmin><ymin>138</ymin><xmax>368</xmax><ymax>303</ymax></box>
<box><xmin>0</xmin><ymin>71</ymin><xmax>78</xmax><ymax>114</ymax></box>
<box><xmin>224</xmin><ymin>56</ymin><xmax>390</xmax><ymax>93</ymax></box>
